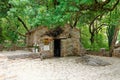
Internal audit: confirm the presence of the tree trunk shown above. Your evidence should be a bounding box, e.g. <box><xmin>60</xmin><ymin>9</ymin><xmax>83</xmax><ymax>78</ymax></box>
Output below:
<box><xmin>109</xmin><ymin>26</ymin><xmax>119</xmax><ymax>57</ymax></box>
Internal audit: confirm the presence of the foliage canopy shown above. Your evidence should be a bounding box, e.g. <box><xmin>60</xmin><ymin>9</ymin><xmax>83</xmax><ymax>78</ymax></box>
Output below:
<box><xmin>0</xmin><ymin>0</ymin><xmax>120</xmax><ymax>51</ymax></box>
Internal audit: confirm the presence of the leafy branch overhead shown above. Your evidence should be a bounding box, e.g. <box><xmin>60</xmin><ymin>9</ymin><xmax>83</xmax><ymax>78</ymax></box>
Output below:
<box><xmin>77</xmin><ymin>0</ymin><xmax>119</xmax><ymax>11</ymax></box>
<box><xmin>0</xmin><ymin>0</ymin><xmax>120</xmax><ymax>52</ymax></box>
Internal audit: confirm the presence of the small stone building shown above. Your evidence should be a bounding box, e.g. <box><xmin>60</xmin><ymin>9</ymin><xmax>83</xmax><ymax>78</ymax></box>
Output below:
<box><xmin>26</xmin><ymin>24</ymin><xmax>85</xmax><ymax>57</ymax></box>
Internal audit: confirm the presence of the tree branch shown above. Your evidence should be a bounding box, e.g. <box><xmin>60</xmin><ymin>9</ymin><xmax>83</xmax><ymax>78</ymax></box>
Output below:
<box><xmin>17</xmin><ymin>32</ymin><xmax>26</xmax><ymax>37</ymax></box>
<box><xmin>73</xmin><ymin>12</ymin><xmax>80</xmax><ymax>27</ymax></box>
<box><xmin>89</xmin><ymin>13</ymin><xmax>105</xmax><ymax>44</ymax></box>
<box><xmin>17</xmin><ymin>16</ymin><xmax>29</xmax><ymax>33</ymax></box>
<box><xmin>89</xmin><ymin>14</ymin><xmax>102</xmax><ymax>34</ymax></box>
<box><xmin>78</xmin><ymin>0</ymin><xmax>119</xmax><ymax>11</ymax></box>
<box><xmin>95</xmin><ymin>23</ymin><xmax>108</xmax><ymax>33</ymax></box>
<box><xmin>103</xmin><ymin>0</ymin><xmax>119</xmax><ymax>11</ymax></box>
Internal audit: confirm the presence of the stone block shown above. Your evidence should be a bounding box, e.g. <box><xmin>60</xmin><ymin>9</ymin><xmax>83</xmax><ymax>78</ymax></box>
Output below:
<box><xmin>113</xmin><ymin>48</ymin><xmax>120</xmax><ymax>57</ymax></box>
<box><xmin>100</xmin><ymin>48</ymin><xmax>106</xmax><ymax>56</ymax></box>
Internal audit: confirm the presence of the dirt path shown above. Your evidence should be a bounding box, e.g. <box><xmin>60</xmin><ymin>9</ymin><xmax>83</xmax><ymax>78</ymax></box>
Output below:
<box><xmin>0</xmin><ymin>51</ymin><xmax>120</xmax><ymax>80</ymax></box>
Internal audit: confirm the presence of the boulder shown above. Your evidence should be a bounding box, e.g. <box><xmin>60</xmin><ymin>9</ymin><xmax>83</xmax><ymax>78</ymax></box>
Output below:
<box><xmin>76</xmin><ymin>55</ymin><xmax>110</xmax><ymax>66</ymax></box>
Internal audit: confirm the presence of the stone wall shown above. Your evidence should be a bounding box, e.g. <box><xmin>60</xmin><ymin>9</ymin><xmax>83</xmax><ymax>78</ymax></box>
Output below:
<box><xmin>61</xmin><ymin>38</ymin><xmax>83</xmax><ymax>57</ymax></box>
<box><xmin>26</xmin><ymin>27</ymin><xmax>48</xmax><ymax>47</ymax></box>
<box><xmin>61</xmin><ymin>39</ymin><xmax>73</xmax><ymax>56</ymax></box>
<box><xmin>39</xmin><ymin>41</ymin><xmax>54</xmax><ymax>58</ymax></box>
<box><xmin>71</xmin><ymin>28</ymin><xmax>85</xmax><ymax>56</ymax></box>
<box><xmin>57</xmin><ymin>28</ymin><xmax>85</xmax><ymax>57</ymax></box>
<box><xmin>113</xmin><ymin>48</ymin><xmax>120</xmax><ymax>57</ymax></box>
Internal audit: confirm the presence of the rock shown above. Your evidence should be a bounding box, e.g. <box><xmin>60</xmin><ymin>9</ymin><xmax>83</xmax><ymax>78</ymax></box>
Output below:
<box><xmin>87</xmin><ymin>60</ymin><xmax>99</xmax><ymax>66</ymax></box>
<box><xmin>40</xmin><ymin>51</ymin><xmax>51</xmax><ymax>61</ymax></box>
<box><xmin>87</xmin><ymin>57</ymin><xmax>110</xmax><ymax>66</ymax></box>
<box><xmin>75</xmin><ymin>55</ymin><xmax>110</xmax><ymax>66</ymax></box>
<box><xmin>76</xmin><ymin>55</ymin><xmax>90</xmax><ymax>63</ymax></box>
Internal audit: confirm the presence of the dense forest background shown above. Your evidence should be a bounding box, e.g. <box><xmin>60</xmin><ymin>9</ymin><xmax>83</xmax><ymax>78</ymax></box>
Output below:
<box><xmin>0</xmin><ymin>0</ymin><xmax>120</xmax><ymax>55</ymax></box>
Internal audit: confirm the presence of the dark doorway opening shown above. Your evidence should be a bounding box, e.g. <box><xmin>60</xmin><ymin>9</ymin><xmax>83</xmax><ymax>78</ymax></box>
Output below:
<box><xmin>54</xmin><ymin>39</ymin><xmax>61</xmax><ymax>57</ymax></box>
